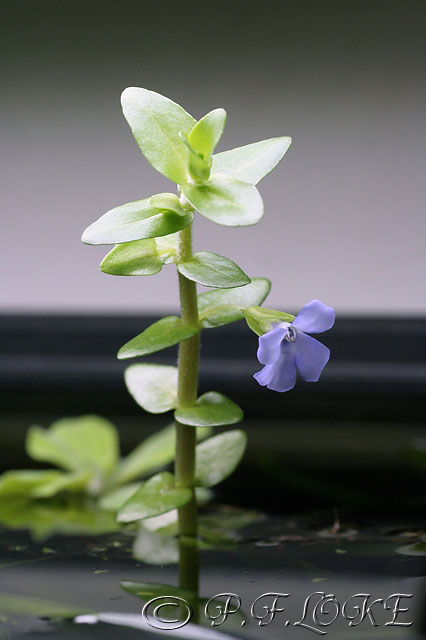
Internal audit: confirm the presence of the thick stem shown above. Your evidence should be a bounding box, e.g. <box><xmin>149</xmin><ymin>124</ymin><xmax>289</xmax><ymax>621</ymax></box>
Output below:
<box><xmin>175</xmin><ymin>224</ymin><xmax>200</xmax><ymax>591</ymax></box>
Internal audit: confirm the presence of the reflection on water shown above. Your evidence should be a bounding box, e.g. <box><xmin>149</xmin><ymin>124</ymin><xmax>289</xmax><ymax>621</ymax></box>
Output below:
<box><xmin>0</xmin><ymin>512</ymin><xmax>425</xmax><ymax>639</ymax></box>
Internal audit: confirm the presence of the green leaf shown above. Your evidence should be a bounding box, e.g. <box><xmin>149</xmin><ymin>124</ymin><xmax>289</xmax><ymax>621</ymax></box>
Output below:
<box><xmin>31</xmin><ymin>470</ymin><xmax>93</xmax><ymax>498</ymax></box>
<box><xmin>243</xmin><ymin>305</ymin><xmax>295</xmax><ymax>336</ymax></box>
<box><xmin>100</xmin><ymin>239</ymin><xmax>162</xmax><ymax>276</ymax></box>
<box><xmin>124</xmin><ymin>364</ymin><xmax>177</xmax><ymax>413</ymax></box>
<box><xmin>0</xmin><ymin>497</ymin><xmax>119</xmax><ymax>540</ymax></box>
<box><xmin>195</xmin><ymin>430</ymin><xmax>247</xmax><ymax>487</ymax></box>
<box><xmin>189</xmin><ymin>108</ymin><xmax>227</xmax><ymax>159</ymax></box>
<box><xmin>82</xmin><ymin>194</ymin><xmax>193</xmax><ymax>245</ymax></box>
<box><xmin>121</xmin><ymin>87</ymin><xmax>196</xmax><ymax>184</ymax></box>
<box><xmin>118</xmin><ymin>316</ymin><xmax>199</xmax><ymax>359</ymax></box>
<box><xmin>0</xmin><ymin>470</ymin><xmax>63</xmax><ymax>497</ymax></box>
<box><xmin>177</xmin><ymin>251</ymin><xmax>250</xmax><ymax>289</ymax></box>
<box><xmin>98</xmin><ymin>483</ymin><xmax>142</xmax><ymax>512</ymax></box>
<box><xmin>174</xmin><ymin>392</ymin><xmax>243</xmax><ymax>427</ymax></box>
<box><xmin>181</xmin><ymin>174</ymin><xmax>263</xmax><ymax>226</ymax></box>
<box><xmin>179</xmin><ymin>132</ymin><xmax>211</xmax><ymax>181</ymax></box>
<box><xmin>198</xmin><ymin>277</ymin><xmax>271</xmax><ymax>328</ymax></box>
<box><xmin>26</xmin><ymin>415</ymin><xmax>119</xmax><ymax>475</ymax></box>
<box><xmin>0</xmin><ymin>592</ymin><xmax>89</xmax><ymax>618</ymax></box>
<box><xmin>212</xmin><ymin>136</ymin><xmax>292</xmax><ymax>185</ymax></box>
<box><xmin>155</xmin><ymin>232</ymin><xmax>179</xmax><ymax>264</ymax></box>
<box><xmin>117</xmin><ymin>472</ymin><xmax>191</xmax><ymax>522</ymax></box>
<box><xmin>121</xmin><ymin>581</ymin><xmax>195</xmax><ymax>602</ymax></box>
<box><xmin>112</xmin><ymin>423</ymin><xmax>211</xmax><ymax>486</ymax></box>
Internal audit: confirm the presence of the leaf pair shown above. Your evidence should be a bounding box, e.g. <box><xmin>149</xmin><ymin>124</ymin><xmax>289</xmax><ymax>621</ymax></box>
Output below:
<box><xmin>82</xmin><ymin>194</ymin><xmax>192</xmax><ymax>246</ymax></box>
<box><xmin>124</xmin><ymin>364</ymin><xmax>243</xmax><ymax>426</ymax></box>
<box><xmin>82</xmin><ymin>88</ymin><xmax>291</xmax><ymax>245</ymax></box>
<box><xmin>117</xmin><ymin>278</ymin><xmax>271</xmax><ymax>363</ymax></box>
<box><xmin>117</xmin><ymin>430</ymin><xmax>246</xmax><ymax>523</ymax></box>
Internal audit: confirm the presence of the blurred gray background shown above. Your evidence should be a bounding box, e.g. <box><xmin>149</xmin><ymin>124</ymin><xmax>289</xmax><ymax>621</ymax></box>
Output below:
<box><xmin>2</xmin><ymin>0</ymin><xmax>425</xmax><ymax>315</ymax></box>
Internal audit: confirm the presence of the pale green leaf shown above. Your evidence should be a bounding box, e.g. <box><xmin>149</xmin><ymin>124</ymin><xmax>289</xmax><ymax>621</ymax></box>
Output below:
<box><xmin>124</xmin><ymin>364</ymin><xmax>177</xmax><ymax>413</ymax></box>
<box><xmin>121</xmin><ymin>87</ymin><xmax>196</xmax><ymax>184</ymax></box>
<box><xmin>112</xmin><ymin>423</ymin><xmax>211</xmax><ymax>486</ymax></box>
<box><xmin>181</xmin><ymin>173</ymin><xmax>263</xmax><ymax>226</ymax></box>
<box><xmin>0</xmin><ymin>497</ymin><xmax>119</xmax><ymax>540</ymax></box>
<box><xmin>0</xmin><ymin>470</ymin><xmax>63</xmax><ymax>497</ymax></box>
<box><xmin>0</xmin><ymin>592</ymin><xmax>89</xmax><ymax>618</ymax></box>
<box><xmin>178</xmin><ymin>251</ymin><xmax>250</xmax><ymax>289</ymax></box>
<box><xmin>198</xmin><ymin>277</ymin><xmax>271</xmax><ymax>328</ymax></box>
<box><xmin>212</xmin><ymin>136</ymin><xmax>292</xmax><ymax>184</ymax></box>
<box><xmin>243</xmin><ymin>305</ymin><xmax>295</xmax><ymax>336</ymax></box>
<box><xmin>195</xmin><ymin>430</ymin><xmax>247</xmax><ymax>487</ymax></box>
<box><xmin>31</xmin><ymin>470</ymin><xmax>93</xmax><ymax>498</ymax></box>
<box><xmin>26</xmin><ymin>415</ymin><xmax>119</xmax><ymax>475</ymax></box>
<box><xmin>118</xmin><ymin>316</ymin><xmax>199</xmax><ymax>359</ymax></box>
<box><xmin>155</xmin><ymin>232</ymin><xmax>179</xmax><ymax>264</ymax></box>
<box><xmin>82</xmin><ymin>194</ymin><xmax>193</xmax><ymax>245</ymax></box>
<box><xmin>189</xmin><ymin>108</ymin><xmax>227</xmax><ymax>159</ymax></box>
<box><xmin>98</xmin><ymin>483</ymin><xmax>142</xmax><ymax>512</ymax></box>
<box><xmin>174</xmin><ymin>391</ymin><xmax>243</xmax><ymax>427</ymax></box>
<box><xmin>117</xmin><ymin>472</ymin><xmax>191</xmax><ymax>522</ymax></box>
<box><xmin>179</xmin><ymin>132</ymin><xmax>211</xmax><ymax>181</ymax></box>
<box><xmin>100</xmin><ymin>239</ymin><xmax>162</xmax><ymax>276</ymax></box>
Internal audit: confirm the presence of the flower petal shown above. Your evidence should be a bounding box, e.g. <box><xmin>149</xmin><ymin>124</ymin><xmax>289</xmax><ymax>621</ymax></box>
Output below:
<box><xmin>256</xmin><ymin>325</ymin><xmax>288</xmax><ymax>365</ymax></box>
<box><xmin>254</xmin><ymin>341</ymin><xmax>297</xmax><ymax>392</ymax></box>
<box><xmin>294</xmin><ymin>330</ymin><xmax>330</xmax><ymax>382</ymax></box>
<box><xmin>292</xmin><ymin>300</ymin><xmax>335</xmax><ymax>334</ymax></box>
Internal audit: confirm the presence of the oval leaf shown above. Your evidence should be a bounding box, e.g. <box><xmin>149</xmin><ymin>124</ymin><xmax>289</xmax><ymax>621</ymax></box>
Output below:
<box><xmin>179</xmin><ymin>132</ymin><xmax>211</xmax><ymax>181</ymax></box>
<box><xmin>189</xmin><ymin>108</ymin><xmax>227</xmax><ymax>159</ymax></box>
<box><xmin>26</xmin><ymin>415</ymin><xmax>119</xmax><ymax>474</ymax></box>
<box><xmin>82</xmin><ymin>194</ymin><xmax>193</xmax><ymax>245</ymax></box>
<box><xmin>212</xmin><ymin>136</ymin><xmax>292</xmax><ymax>185</ymax></box>
<box><xmin>175</xmin><ymin>392</ymin><xmax>243</xmax><ymax>427</ymax></box>
<box><xmin>124</xmin><ymin>364</ymin><xmax>177</xmax><ymax>413</ymax></box>
<box><xmin>117</xmin><ymin>472</ymin><xmax>191</xmax><ymax>522</ymax></box>
<box><xmin>155</xmin><ymin>232</ymin><xmax>179</xmax><ymax>264</ymax></box>
<box><xmin>195</xmin><ymin>430</ymin><xmax>247</xmax><ymax>487</ymax></box>
<box><xmin>100</xmin><ymin>239</ymin><xmax>162</xmax><ymax>276</ymax></box>
<box><xmin>118</xmin><ymin>316</ymin><xmax>199</xmax><ymax>359</ymax></box>
<box><xmin>181</xmin><ymin>174</ymin><xmax>263</xmax><ymax>226</ymax></box>
<box><xmin>198</xmin><ymin>277</ymin><xmax>271</xmax><ymax>328</ymax></box>
<box><xmin>112</xmin><ymin>423</ymin><xmax>211</xmax><ymax>487</ymax></box>
<box><xmin>177</xmin><ymin>251</ymin><xmax>250</xmax><ymax>289</ymax></box>
<box><xmin>121</xmin><ymin>87</ymin><xmax>196</xmax><ymax>184</ymax></box>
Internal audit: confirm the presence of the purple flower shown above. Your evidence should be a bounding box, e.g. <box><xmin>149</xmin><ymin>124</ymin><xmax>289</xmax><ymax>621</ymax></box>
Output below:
<box><xmin>254</xmin><ymin>300</ymin><xmax>335</xmax><ymax>392</ymax></box>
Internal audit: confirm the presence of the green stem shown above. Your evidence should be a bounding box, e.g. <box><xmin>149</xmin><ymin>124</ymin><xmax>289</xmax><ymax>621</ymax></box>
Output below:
<box><xmin>175</xmin><ymin>224</ymin><xmax>200</xmax><ymax>591</ymax></box>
